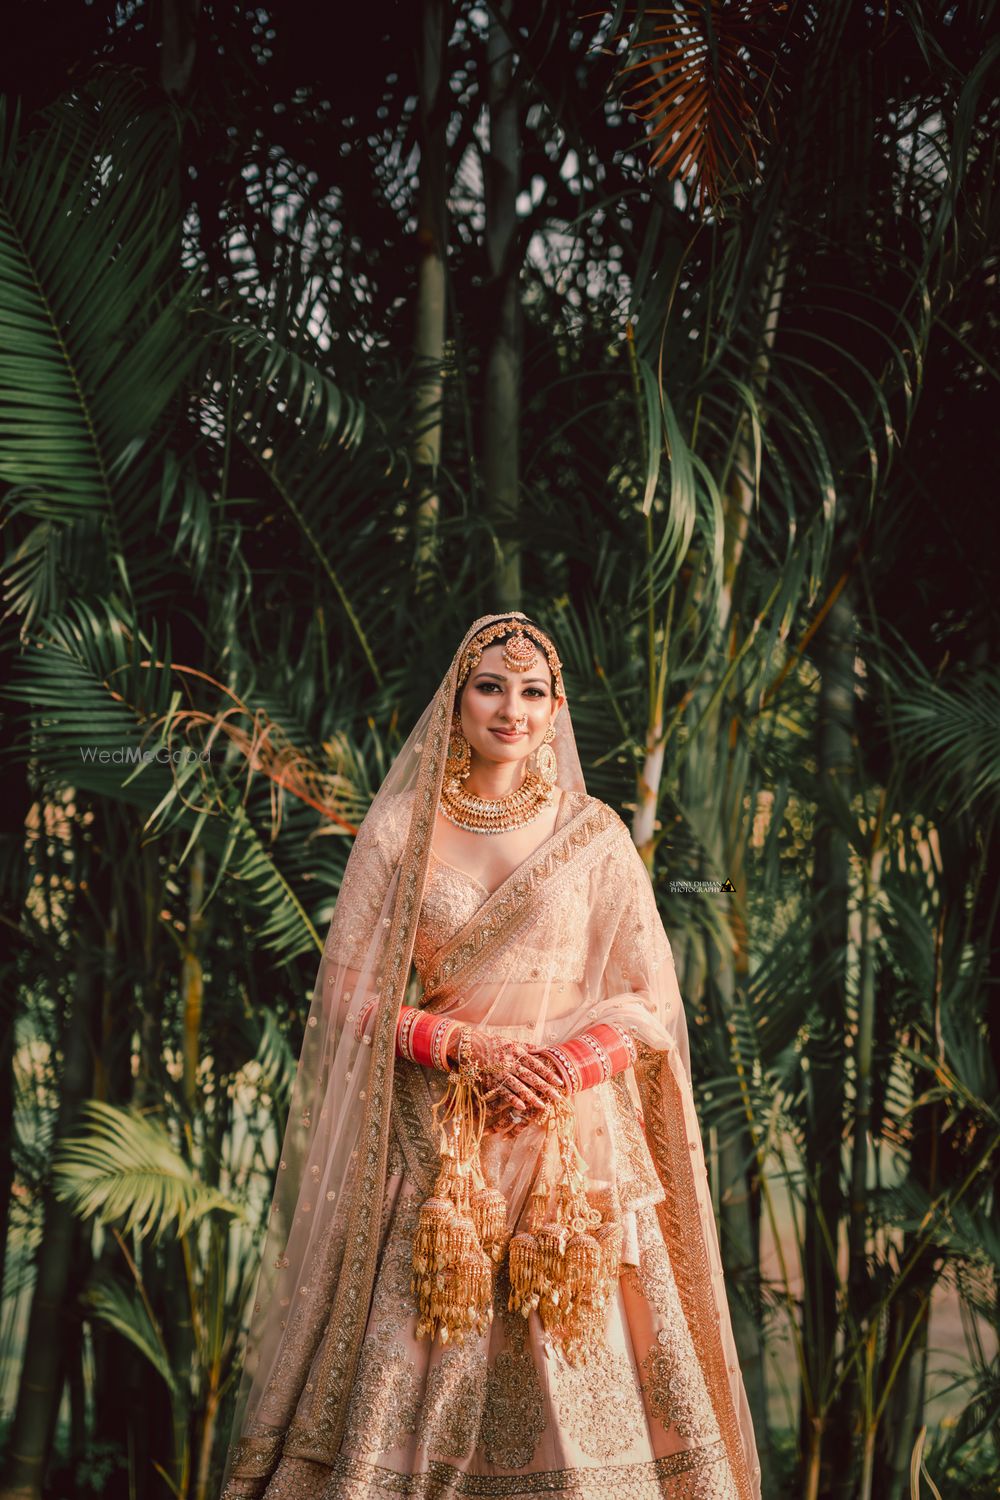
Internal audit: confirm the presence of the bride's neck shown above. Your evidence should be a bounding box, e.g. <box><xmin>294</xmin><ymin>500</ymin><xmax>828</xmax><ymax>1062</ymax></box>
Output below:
<box><xmin>463</xmin><ymin>756</ymin><xmax>527</xmax><ymax>799</ymax></box>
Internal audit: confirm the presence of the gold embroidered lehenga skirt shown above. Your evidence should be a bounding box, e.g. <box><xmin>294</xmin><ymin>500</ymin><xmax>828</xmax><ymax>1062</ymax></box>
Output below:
<box><xmin>262</xmin><ymin>1067</ymin><xmax>742</xmax><ymax>1500</ymax></box>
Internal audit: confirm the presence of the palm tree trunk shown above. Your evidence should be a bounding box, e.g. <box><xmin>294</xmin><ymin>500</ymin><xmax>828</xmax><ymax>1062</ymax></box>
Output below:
<box><xmin>159</xmin><ymin>0</ymin><xmax>200</xmax><ymax>98</ymax></box>
<box><xmin>800</xmin><ymin>578</ymin><xmax>855</xmax><ymax>1494</ymax></box>
<box><xmin>413</xmin><ymin>0</ymin><xmax>448</xmax><ymax>583</ymax></box>
<box><xmin>635</xmin><ymin>239</ymin><xmax>788</xmax><ymax>1488</ymax></box>
<box><xmin>844</xmin><ymin>835</ymin><xmax>885</xmax><ymax>1495</ymax></box>
<box><xmin>484</xmin><ymin>0</ymin><xmax>521</xmax><ymax>610</ymax></box>
<box><xmin>847</xmin><ymin>852</ymin><xmax>879</xmax><ymax>1297</ymax></box>
<box><xmin>0</xmin><ymin>976</ymin><xmax>15</xmax><ymax>1324</ymax></box>
<box><xmin>0</xmin><ymin>919</ymin><xmax>98</xmax><ymax>1499</ymax></box>
<box><xmin>633</xmin><ymin>234</ymin><xmax>786</xmax><ymax>857</ymax></box>
<box><xmin>881</xmin><ymin>1287</ymin><xmax>930</xmax><ymax>1500</ymax></box>
<box><xmin>880</xmin><ymin>887</ymin><xmax>948</xmax><ymax>1500</ymax></box>
<box><xmin>0</xmin><ymin>736</ymin><xmax>29</xmax><ymax>1310</ymax></box>
<box><xmin>182</xmin><ymin>845</ymin><xmax>206</xmax><ymax>1107</ymax></box>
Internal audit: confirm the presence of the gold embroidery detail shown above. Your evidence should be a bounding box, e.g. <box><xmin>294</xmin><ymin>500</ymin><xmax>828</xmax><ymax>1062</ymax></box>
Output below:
<box><xmin>625</xmin><ymin>1205</ymin><xmax>720</xmax><ymax>1443</ymax></box>
<box><xmin>480</xmin><ymin>1349</ymin><xmax>546</xmax><ymax>1469</ymax></box>
<box><xmin>341</xmin><ymin>1319</ymin><xmax>422</xmax><ymax>1456</ymax></box>
<box><xmin>549</xmin><ymin>1341</ymin><xmax>646</xmax><ymax>1459</ymax></box>
<box><xmin>327</xmin><ymin>1440</ymin><xmax>732</xmax><ymax>1496</ymax></box>
<box><xmin>222</xmin><ymin>1424</ymin><xmax>283</xmax><ymax>1480</ymax></box>
<box><xmin>391</xmin><ymin>1057</ymin><xmax>443</xmax><ymax>1196</ymax></box>
<box><xmin>609</xmin><ymin>1074</ymin><xmax>666</xmax><ymax>1214</ymax></box>
<box><xmin>640</xmin><ymin>1332</ymin><xmax>720</xmax><ymax>1444</ymax></box>
<box><xmin>372</xmin><ymin>1191</ymin><xmax>422</xmax><ymax>1326</ymax></box>
<box><xmin>417</xmin><ymin>1347</ymin><xmax>489</xmax><ymax>1458</ymax></box>
<box><xmin>386</xmin><ymin>1121</ymin><xmax>407</xmax><ymax>1183</ymax></box>
<box><xmin>634</xmin><ymin>1054</ymin><xmax>755</xmax><ymax>1500</ymax></box>
<box><xmin>422</xmin><ymin>799</ymin><xmax>617</xmax><ymax>998</ymax></box>
<box><xmin>225</xmin><ymin>1431</ymin><xmax>736</xmax><ymax>1499</ymax></box>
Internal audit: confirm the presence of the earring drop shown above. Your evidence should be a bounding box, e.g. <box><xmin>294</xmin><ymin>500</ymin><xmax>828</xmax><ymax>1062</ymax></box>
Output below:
<box><xmin>445</xmin><ymin>713</ymin><xmax>471</xmax><ymax>789</ymax></box>
<box><xmin>535</xmin><ymin>722</ymin><xmax>558</xmax><ymax>787</ymax></box>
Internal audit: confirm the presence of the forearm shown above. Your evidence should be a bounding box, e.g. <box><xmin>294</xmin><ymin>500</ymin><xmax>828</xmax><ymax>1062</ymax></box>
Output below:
<box><xmin>354</xmin><ymin>998</ymin><xmax>459</xmax><ymax>1072</ymax></box>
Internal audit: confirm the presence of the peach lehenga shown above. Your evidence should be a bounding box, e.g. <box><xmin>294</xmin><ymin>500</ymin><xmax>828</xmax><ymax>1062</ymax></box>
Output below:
<box><xmin>220</xmin><ymin>614</ymin><xmax>761</xmax><ymax>1500</ymax></box>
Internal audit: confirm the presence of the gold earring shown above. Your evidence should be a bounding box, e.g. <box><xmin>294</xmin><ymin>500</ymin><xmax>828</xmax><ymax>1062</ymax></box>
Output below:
<box><xmin>445</xmin><ymin>713</ymin><xmax>471</xmax><ymax>789</ymax></box>
<box><xmin>535</xmin><ymin>722</ymin><xmax>557</xmax><ymax>787</ymax></box>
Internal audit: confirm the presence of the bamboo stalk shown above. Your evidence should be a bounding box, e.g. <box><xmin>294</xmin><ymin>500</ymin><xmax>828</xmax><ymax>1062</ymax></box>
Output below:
<box><xmin>413</xmin><ymin>0</ymin><xmax>448</xmax><ymax>585</ymax></box>
<box><xmin>483</xmin><ymin>0</ymin><xmax>522</xmax><ymax>610</ymax></box>
<box><xmin>182</xmin><ymin>845</ymin><xmax>206</xmax><ymax>1109</ymax></box>
<box><xmin>0</xmin><ymin>931</ymin><xmax>97</xmax><ymax>1499</ymax></box>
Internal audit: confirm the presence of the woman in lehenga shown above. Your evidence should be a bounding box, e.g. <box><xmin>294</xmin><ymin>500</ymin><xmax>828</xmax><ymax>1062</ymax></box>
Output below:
<box><xmin>220</xmin><ymin>613</ymin><xmax>762</xmax><ymax>1500</ymax></box>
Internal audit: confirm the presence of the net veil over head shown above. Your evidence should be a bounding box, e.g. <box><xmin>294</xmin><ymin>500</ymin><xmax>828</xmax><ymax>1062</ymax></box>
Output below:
<box><xmin>221</xmin><ymin>612</ymin><xmax>761</xmax><ymax>1500</ymax></box>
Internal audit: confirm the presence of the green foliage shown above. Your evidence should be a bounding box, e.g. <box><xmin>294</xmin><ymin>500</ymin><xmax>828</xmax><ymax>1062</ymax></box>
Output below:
<box><xmin>52</xmin><ymin>1101</ymin><xmax>246</xmax><ymax>1241</ymax></box>
<box><xmin>0</xmin><ymin>77</ymin><xmax>202</xmax><ymax>624</ymax></box>
<box><xmin>81</xmin><ymin>1275</ymin><xmax>178</xmax><ymax>1394</ymax></box>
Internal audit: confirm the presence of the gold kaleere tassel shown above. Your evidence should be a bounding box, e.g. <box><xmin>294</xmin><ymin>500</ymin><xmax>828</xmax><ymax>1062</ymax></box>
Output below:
<box><xmin>507</xmin><ymin>1096</ymin><xmax>621</xmax><ymax>1364</ymax></box>
<box><xmin>507</xmin><ymin>1171</ymin><xmax>553</xmax><ymax>1317</ymax></box>
<box><xmin>411</xmin><ymin>1062</ymin><xmax>502</xmax><ymax>1344</ymax></box>
<box><xmin>470</xmin><ymin>1165</ymin><xmax>508</xmax><ymax>1263</ymax></box>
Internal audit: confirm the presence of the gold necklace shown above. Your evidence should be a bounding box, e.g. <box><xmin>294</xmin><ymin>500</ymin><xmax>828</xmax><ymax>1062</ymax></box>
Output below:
<box><xmin>440</xmin><ymin>766</ymin><xmax>554</xmax><ymax>834</ymax></box>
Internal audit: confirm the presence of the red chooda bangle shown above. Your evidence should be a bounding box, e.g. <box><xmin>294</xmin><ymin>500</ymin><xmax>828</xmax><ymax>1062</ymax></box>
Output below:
<box><xmin>354</xmin><ymin>999</ymin><xmax>460</xmax><ymax>1075</ymax></box>
<box><xmin>546</xmin><ymin>1021</ymin><xmax>637</xmax><ymax>1094</ymax></box>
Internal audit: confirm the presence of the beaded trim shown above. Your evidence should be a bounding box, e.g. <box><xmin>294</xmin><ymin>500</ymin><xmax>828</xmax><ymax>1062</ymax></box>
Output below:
<box><xmin>397</xmin><ymin>1006</ymin><xmax>420</xmax><ymax>1062</ymax></box>
<box><xmin>581</xmin><ymin>1030</ymin><xmax>614</xmax><ymax>1082</ymax></box>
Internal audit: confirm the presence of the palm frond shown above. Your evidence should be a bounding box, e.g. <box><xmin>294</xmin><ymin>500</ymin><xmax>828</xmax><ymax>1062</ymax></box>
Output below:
<box><xmin>879</xmin><ymin>659</ymin><xmax>1000</xmax><ymax>816</ymax></box>
<box><xmin>253</xmin><ymin>1007</ymin><xmax>298</xmax><ymax>1110</ymax></box>
<box><xmin>80</xmin><ymin>1273</ymin><xmax>178</xmax><ymax>1394</ymax></box>
<box><xmin>52</xmin><ymin>1101</ymin><xmax>246</xmax><ymax>1241</ymax></box>
<box><xmin>0</xmin><ymin>79</ymin><xmax>201</xmax><ymax>597</ymax></box>
<box><xmin>615</xmin><ymin>0</ymin><xmax>788</xmax><ymax>211</ymax></box>
<box><xmin>205</xmin><ymin>315</ymin><xmax>367</xmax><ymax>455</ymax></box>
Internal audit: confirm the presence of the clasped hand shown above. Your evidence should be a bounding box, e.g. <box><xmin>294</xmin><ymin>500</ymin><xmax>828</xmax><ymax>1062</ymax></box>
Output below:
<box><xmin>456</xmin><ymin>1031</ymin><xmax>567</xmax><ymax>1136</ymax></box>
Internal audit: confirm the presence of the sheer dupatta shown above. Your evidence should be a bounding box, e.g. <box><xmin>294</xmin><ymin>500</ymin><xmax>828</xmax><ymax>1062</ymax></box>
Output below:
<box><xmin>219</xmin><ymin>614</ymin><xmax>761</xmax><ymax>1500</ymax></box>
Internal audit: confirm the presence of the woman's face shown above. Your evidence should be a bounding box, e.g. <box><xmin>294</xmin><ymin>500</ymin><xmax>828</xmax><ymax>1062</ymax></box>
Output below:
<box><xmin>458</xmin><ymin>642</ymin><xmax>563</xmax><ymax>769</ymax></box>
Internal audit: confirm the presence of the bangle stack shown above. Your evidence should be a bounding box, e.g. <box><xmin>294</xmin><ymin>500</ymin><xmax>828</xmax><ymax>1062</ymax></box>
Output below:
<box><xmin>359</xmin><ymin>1003</ymin><xmax>462</xmax><ymax>1073</ymax></box>
<box><xmin>546</xmin><ymin>1022</ymin><xmax>637</xmax><ymax>1094</ymax></box>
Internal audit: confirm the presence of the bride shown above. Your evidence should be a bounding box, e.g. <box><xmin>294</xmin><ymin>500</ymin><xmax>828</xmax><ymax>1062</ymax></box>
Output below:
<box><xmin>220</xmin><ymin>612</ymin><xmax>761</xmax><ymax>1500</ymax></box>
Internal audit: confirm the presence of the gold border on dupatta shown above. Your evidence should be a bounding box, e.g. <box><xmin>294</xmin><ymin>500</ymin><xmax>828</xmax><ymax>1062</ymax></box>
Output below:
<box><xmin>284</xmin><ymin>682</ymin><xmax>451</xmax><ymax>1463</ymax></box>
<box><xmin>391</xmin><ymin>1058</ymin><xmax>439</xmax><ymax>1196</ymax></box>
<box><xmin>634</xmin><ymin>1050</ymin><xmax>756</xmax><ymax>1500</ymax></box>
